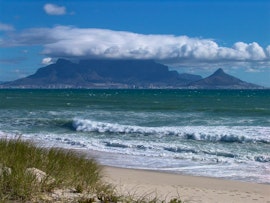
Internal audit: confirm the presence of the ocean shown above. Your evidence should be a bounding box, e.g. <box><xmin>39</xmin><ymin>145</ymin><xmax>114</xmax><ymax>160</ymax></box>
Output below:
<box><xmin>0</xmin><ymin>89</ymin><xmax>269</xmax><ymax>184</ymax></box>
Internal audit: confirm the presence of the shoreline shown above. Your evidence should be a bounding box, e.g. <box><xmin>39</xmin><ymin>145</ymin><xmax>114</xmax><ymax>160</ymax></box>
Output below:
<box><xmin>1</xmin><ymin>139</ymin><xmax>269</xmax><ymax>202</ymax></box>
<box><xmin>79</xmin><ymin>148</ymin><xmax>270</xmax><ymax>184</ymax></box>
<box><xmin>102</xmin><ymin>165</ymin><xmax>270</xmax><ymax>203</ymax></box>
<box><xmin>3</xmin><ymin>141</ymin><xmax>269</xmax><ymax>202</ymax></box>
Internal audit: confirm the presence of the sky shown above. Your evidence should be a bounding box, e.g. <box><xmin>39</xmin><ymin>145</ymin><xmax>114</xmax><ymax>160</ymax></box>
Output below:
<box><xmin>0</xmin><ymin>0</ymin><xmax>270</xmax><ymax>86</ymax></box>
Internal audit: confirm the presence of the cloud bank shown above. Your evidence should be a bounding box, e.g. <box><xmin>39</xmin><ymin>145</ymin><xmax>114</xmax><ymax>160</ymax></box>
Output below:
<box><xmin>44</xmin><ymin>4</ymin><xmax>66</xmax><ymax>15</ymax></box>
<box><xmin>1</xmin><ymin>26</ymin><xmax>269</xmax><ymax>68</ymax></box>
<box><xmin>0</xmin><ymin>22</ymin><xmax>15</xmax><ymax>31</ymax></box>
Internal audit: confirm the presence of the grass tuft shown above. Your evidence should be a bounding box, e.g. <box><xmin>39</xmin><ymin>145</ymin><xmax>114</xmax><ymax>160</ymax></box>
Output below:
<box><xmin>0</xmin><ymin>138</ymin><xmax>101</xmax><ymax>201</ymax></box>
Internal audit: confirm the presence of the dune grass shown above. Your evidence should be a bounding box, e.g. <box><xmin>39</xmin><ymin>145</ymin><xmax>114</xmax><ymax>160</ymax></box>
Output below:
<box><xmin>0</xmin><ymin>138</ymin><xmax>183</xmax><ymax>202</ymax></box>
<box><xmin>0</xmin><ymin>138</ymin><xmax>105</xmax><ymax>201</ymax></box>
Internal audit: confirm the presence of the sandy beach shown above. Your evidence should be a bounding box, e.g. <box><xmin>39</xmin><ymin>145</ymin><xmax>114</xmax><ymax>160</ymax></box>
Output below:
<box><xmin>103</xmin><ymin>166</ymin><xmax>270</xmax><ymax>203</ymax></box>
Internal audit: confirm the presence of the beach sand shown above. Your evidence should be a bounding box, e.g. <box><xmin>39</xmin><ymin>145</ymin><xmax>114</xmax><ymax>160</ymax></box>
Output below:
<box><xmin>103</xmin><ymin>166</ymin><xmax>270</xmax><ymax>203</ymax></box>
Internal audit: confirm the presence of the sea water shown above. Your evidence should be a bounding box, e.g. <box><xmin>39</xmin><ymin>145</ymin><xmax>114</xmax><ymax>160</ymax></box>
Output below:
<box><xmin>0</xmin><ymin>89</ymin><xmax>269</xmax><ymax>183</ymax></box>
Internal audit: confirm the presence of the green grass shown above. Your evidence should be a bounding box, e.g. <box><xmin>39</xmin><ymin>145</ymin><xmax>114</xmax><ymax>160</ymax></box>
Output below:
<box><xmin>0</xmin><ymin>138</ymin><xmax>183</xmax><ymax>202</ymax></box>
<box><xmin>0</xmin><ymin>138</ymin><xmax>102</xmax><ymax>201</ymax></box>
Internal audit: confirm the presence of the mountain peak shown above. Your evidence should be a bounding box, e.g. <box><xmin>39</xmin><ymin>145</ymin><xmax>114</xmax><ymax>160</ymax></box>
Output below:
<box><xmin>213</xmin><ymin>68</ymin><xmax>225</xmax><ymax>75</ymax></box>
<box><xmin>189</xmin><ymin>68</ymin><xmax>261</xmax><ymax>89</ymax></box>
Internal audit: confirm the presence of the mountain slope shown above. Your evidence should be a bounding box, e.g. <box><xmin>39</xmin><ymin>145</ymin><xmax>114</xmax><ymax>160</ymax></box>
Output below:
<box><xmin>189</xmin><ymin>68</ymin><xmax>261</xmax><ymax>89</ymax></box>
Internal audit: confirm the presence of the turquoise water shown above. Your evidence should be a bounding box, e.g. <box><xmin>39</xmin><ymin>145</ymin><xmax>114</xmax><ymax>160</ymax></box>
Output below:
<box><xmin>0</xmin><ymin>89</ymin><xmax>269</xmax><ymax>183</ymax></box>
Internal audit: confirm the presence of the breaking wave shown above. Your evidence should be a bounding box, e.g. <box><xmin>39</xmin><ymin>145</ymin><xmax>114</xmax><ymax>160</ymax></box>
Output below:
<box><xmin>72</xmin><ymin>118</ymin><xmax>270</xmax><ymax>144</ymax></box>
<box><xmin>254</xmin><ymin>156</ymin><xmax>270</xmax><ymax>163</ymax></box>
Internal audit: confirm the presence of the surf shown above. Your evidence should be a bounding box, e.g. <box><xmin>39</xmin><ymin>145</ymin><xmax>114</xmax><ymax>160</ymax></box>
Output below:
<box><xmin>72</xmin><ymin>118</ymin><xmax>270</xmax><ymax>144</ymax></box>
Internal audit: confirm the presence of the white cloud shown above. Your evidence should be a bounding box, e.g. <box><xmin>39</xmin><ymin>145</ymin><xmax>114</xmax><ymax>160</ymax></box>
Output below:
<box><xmin>233</xmin><ymin>42</ymin><xmax>266</xmax><ymax>60</ymax></box>
<box><xmin>41</xmin><ymin>57</ymin><xmax>54</xmax><ymax>65</ymax></box>
<box><xmin>0</xmin><ymin>22</ymin><xmax>14</xmax><ymax>31</ymax></box>
<box><xmin>1</xmin><ymin>26</ymin><xmax>269</xmax><ymax>68</ymax></box>
<box><xmin>266</xmin><ymin>45</ymin><xmax>270</xmax><ymax>57</ymax></box>
<box><xmin>44</xmin><ymin>4</ymin><xmax>66</xmax><ymax>15</ymax></box>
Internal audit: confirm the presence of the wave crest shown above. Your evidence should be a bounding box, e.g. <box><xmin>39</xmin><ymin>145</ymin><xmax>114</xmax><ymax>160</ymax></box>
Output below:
<box><xmin>72</xmin><ymin>118</ymin><xmax>270</xmax><ymax>144</ymax></box>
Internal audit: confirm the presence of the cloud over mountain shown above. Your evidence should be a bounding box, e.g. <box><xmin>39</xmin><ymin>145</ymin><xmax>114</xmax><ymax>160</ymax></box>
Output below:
<box><xmin>41</xmin><ymin>57</ymin><xmax>54</xmax><ymax>65</ymax></box>
<box><xmin>1</xmin><ymin>26</ymin><xmax>269</xmax><ymax>68</ymax></box>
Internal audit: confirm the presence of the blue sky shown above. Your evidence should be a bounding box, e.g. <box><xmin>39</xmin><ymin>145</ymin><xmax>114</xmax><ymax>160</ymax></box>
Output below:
<box><xmin>0</xmin><ymin>0</ymin><xmax>270</xmax><ymax>86</ymax></box>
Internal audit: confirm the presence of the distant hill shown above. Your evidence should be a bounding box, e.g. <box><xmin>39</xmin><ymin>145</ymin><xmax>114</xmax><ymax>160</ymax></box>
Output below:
<box><xmin>188</xmin><ymin>68</ymin><xmax>262</xmax><ymax>89</ymax></box>
<box><xmin>3</xmin><ymin>59</ymin><xmax>202</xmax><ymax>88</ymax></box>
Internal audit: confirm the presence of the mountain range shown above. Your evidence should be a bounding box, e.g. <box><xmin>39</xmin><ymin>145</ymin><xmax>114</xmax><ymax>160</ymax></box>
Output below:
<box><xmin>1</xmin><ymin>59</ymin><xmax>262</xmax><ymax>89</ymax></box>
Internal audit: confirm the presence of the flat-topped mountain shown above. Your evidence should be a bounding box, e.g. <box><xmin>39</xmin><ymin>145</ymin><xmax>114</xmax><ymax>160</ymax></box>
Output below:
<box><xmin>1</xmin><ymin>59</ymin><xmax>263</xmax><ymax>89</ymax></box>
<box><xmin>189</xmin><ymin>68</ymin><xmax>261</xmax><ymax>89</ymax></box>
<box><xmin>3</xmin><ymin>59</ymin><xmax>202</xmax><ymax>88</ymax></box>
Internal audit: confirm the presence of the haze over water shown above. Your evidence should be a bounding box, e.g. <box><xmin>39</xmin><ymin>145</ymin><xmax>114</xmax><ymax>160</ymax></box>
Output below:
<box><xmin>0</xmin><ymin>89</ymin><xmax>269</xmax><ymax>184</ymax></box>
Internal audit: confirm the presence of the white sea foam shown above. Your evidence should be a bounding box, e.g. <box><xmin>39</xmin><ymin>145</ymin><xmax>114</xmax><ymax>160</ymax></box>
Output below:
<box><xmin>1</xmin><ymin>129</ymin><xmax>269</xmax><ymax>183</ymax></box>
<box><xmin>72</xmin><ymin>118</ymin><xmax>270</xmax><ymax>143</ymax></box>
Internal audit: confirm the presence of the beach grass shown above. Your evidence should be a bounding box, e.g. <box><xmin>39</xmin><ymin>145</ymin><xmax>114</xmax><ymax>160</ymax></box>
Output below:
<box><xmin>0</xmin><ymin>138</ymin><xmax>183</xmax><ymax>202</ymax></box>
<box><xmin>0</xmin><ymin>138</ymin><xmax>105</xmax><ymax>201</ymax></box>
